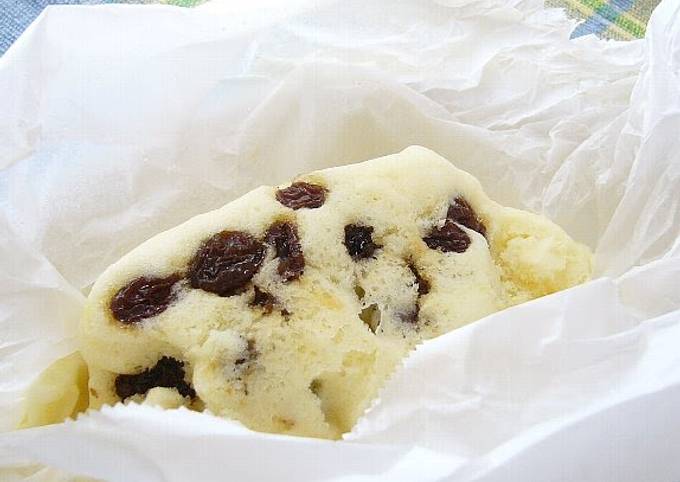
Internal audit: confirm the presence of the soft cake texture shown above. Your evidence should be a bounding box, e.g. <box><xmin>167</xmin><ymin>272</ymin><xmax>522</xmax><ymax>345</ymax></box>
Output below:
<box><xmin>78</xmin><ymin>146</ymin><xmax>592</xmax><ymax>439</ymax></box>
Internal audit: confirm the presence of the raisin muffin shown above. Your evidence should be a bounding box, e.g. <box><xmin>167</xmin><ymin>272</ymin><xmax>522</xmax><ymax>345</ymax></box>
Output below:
<box><xmin>79</xmin><ymin>146</ymin><xmax>592</xmax><ymax>439</ymax></box>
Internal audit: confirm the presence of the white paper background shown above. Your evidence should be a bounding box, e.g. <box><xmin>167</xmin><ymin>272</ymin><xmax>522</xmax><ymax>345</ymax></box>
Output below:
<box><xmin>0</xmin><ymin>0</ymin><xmax>679</xmax><ymax>480</ymax></box>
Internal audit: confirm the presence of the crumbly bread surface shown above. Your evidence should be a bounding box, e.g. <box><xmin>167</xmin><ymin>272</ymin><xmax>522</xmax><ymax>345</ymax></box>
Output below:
<box><xmin>79</xmin><ymin>146</ymin><xmax>592</xmax><ymax>439</ymax></box>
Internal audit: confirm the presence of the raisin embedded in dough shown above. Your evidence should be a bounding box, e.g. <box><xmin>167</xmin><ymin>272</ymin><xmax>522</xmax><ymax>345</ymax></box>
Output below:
<box><xmin>110</xmin><ymin>274</ymin><xmax>180</xmax><ymax>324</ymax></box>
<box><xmin>422</xmin><ymin>197</ymin><xmax>486</xmax><ymax>253</ymax></box>
<box><xmin>447</xmin><ymin>197</ymin><xmax>486</xmax><ymax>237</ymax></box>
<box><xmin>265</xmin><ymin>221</ymin><xmax>305</xmax><ymax>281</ymax></box>
<box><xmin>344</xmin><ymin>224</ymin><xmax>380</xmax><ymax>260</ymax></box>
<box><xmin>276</xmin><ymin>182</ymin><xmax>327</xmax><ymax>210</ymax></box>
<box><xmin>250</xmin><ymin>286</ymin><xmax>277</xmax><ymax>314</ymax></box>
<box><xmin>114</xmin><ymin>357</ymin><xmax>195</xmax><ymax>400</ymax></box>
<box><xmin>399</xmin><ymin>264</ymin><xmax>430</xmax><ymax>325</ymax></box>
<box><xmin>408</xmin><ymin>263</ymin><xmax>430</xmax><ymax>296</ymax></box>
<box><xmin>189</xmin><ymin>231</ymin><xmax>265</xmax><ymax>296</ymax></box>
<box><xmin>423</xmin><ymin>220</ymin><xmax>471</xmax><ymax>253</ymax></box>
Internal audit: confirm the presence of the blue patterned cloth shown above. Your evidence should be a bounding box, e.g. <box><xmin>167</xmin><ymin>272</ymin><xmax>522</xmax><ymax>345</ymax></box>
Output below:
<box><xmin>547</xmin><ymin>0</ymin><xmax>658</xmax><ymax>39</ymax></box>
<box><xmin>1</xmin><ymin>0</ymin><xmax>108</xmax><ymax>55</ymax></box>
<box><xmin>0</xmin><ymin>0</ymin><xmax>660</xmax><ymax>56</ymax></box>
<box><xmin>572</xmin><ymin>0</ymin><xmax>636</xmax><ymax>37</ymax></box>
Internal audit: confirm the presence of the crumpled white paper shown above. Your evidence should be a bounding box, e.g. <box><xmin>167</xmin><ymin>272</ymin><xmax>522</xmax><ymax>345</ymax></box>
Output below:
<box><xmin>0</xmin><ymin>0</ymin><xmax>679</xmax><ymax>480</ymax></box>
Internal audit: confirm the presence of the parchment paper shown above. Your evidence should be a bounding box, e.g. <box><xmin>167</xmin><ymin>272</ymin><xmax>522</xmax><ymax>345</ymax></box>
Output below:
<box><xmin>0</xmin><ymin>0</ymin><xmax>678</xmax><ymax>480</ymax></box>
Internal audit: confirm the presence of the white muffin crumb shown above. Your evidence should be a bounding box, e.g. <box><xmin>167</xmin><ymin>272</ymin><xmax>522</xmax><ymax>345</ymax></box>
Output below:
<box><xmin>79</xmin><ymin>146</ymin><xmax>592</xmax><ymax>439</ymax></box>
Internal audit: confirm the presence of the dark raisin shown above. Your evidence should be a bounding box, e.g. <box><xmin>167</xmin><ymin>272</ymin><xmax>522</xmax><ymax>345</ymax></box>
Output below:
<box><xmin>447</xmin><ymin>197</ymin><xmax>486</xmax><ymax>237</ymax></box>
<box><xmin>114</xmin><ymin>356</ymin><xmax>195</xmax><ymax>400</ymax></box>
<box><xmin>423</xmin><ymin>220</ymin><xmax>471</xmax><ymax>253</ymax></box>
<box><xmin>344</xmin><ymin>224</ymin><xmax>380</xmax><ymax>260</ymax></box>
<box><xmin>400</xmin><ymin>263</ymin><xmax>429</xmax><ymax>325</ymax></box>
<box><xmin>408</xmin><ymin>263</ymin><xmax>430</xmax><ymax>296</ymax></box>
<box><xmin>250</xmin><ymin>286</ymin><xmax>277</xmax><ymax>314</ymax></box>
<box><xmin>275</xmin><ymin>182</ymin><xmax>327</xmax><ymax>210</ymax></box>
<box><xmin>110</xmin><ymin>274</ymin><xmax>181</xmax><ymax>324</ymax></box>
<box><xmin>265</xmin><ymin>221</ymin><xmax>305</xmax><ymax>281</ymax></box>
<box><xmin>189</xmin><ymin>231</ymin><xmax>265</xmax><ymax>297</ymax></box>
